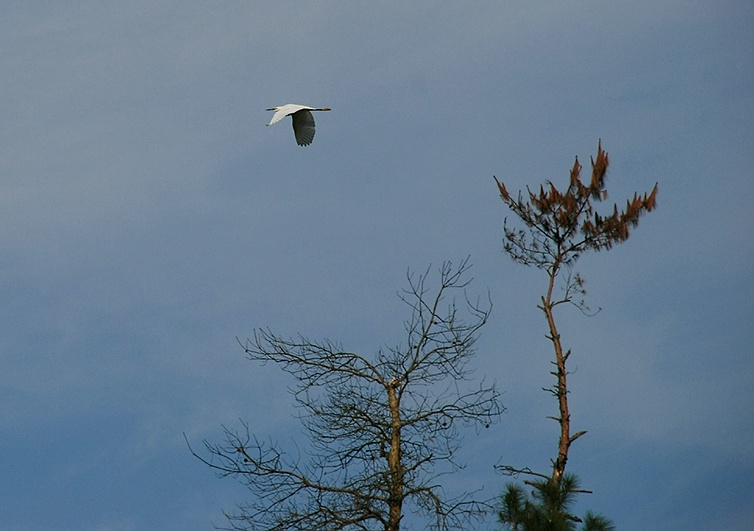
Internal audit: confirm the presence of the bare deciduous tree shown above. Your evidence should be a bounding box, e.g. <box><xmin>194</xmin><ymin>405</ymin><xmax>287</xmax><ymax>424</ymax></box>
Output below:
<box><xmin>189</xmin><ymin>259</ymin><xmax>503</xmax><ymax>531</ymax></box>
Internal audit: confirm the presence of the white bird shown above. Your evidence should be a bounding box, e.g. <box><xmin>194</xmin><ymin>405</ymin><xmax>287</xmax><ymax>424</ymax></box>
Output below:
<box><xmin>266</xmin><ymin>104</ymin><xmax>331</xmax><ymax>146</ymax></box>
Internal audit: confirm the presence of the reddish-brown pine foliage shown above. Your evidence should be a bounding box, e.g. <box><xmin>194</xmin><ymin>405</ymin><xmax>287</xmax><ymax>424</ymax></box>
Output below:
<box><xmin>495</xmin><ymin>141</ymin><xmax>658</xmax><ymax>273</ymax></box>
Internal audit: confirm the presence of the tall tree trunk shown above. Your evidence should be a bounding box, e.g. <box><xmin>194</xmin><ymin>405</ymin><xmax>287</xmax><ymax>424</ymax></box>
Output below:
<box><xmin>541</xmin><ymin>261</ymin><xmax>586</xmax><ymax>481</ymax></box>
<box><xmin>542</xmin><ymin>296</ymin><xmax>570</xmax><ymax>481</ymax></box>
<box><xmin>386</xmin><ymin>379</ymin><xmax>403</xmax><ymax>531</ymax></box>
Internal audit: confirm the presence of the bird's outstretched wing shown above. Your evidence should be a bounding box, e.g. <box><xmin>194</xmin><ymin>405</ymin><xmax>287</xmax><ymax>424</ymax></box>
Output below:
<box><xmin>267</xmin><ymin>108</ymin><xmax>291</xmax><ymax>126</ymax></box>
<box><xmin>292</xmin><ymin>110</ymin><xmax>316</xmax><ymax>146</ymax></box>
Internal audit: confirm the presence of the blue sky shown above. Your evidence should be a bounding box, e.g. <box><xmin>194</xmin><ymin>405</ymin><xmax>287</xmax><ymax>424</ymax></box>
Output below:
<box><xmin>1</xmin><ymin>2</ymin><xmax>752</xmax><ymax>530</ymax></box>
